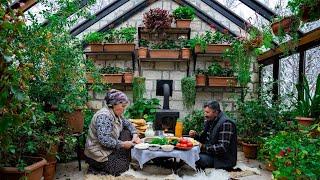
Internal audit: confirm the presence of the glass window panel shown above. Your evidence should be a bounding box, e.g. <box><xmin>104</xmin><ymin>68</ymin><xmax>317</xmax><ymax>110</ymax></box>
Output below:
<box><xmin>279</xmin><ymin>53</ymin><xmax>299</xmax><ymax>105</ymax></box>
<box><xmin>305</xmin><ymin>46</ymin><xmax>320</xmax><ymax>96</ymax></box>
<box><xmin>261</xmin><ymin>64</ymin><xmax>273</xmax><ymax>104</ymax></box>
<box><xmin>301</xmin><ymin>20</ymin><xmax>320</xmax><ymax>33</ymax></box>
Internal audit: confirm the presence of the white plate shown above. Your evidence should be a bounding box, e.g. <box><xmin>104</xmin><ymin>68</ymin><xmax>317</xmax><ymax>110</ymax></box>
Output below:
<box><xmin>135</xmin><ymin>143</ymin><xmax>149</xmax><ymax>150</ymax></box>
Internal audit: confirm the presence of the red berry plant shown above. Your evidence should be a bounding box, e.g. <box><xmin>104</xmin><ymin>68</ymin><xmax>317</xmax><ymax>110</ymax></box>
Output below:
<box><xmin>143</xmin><ymin>8</ymin><xmax>172</xmax><ymax>31</ymax></box>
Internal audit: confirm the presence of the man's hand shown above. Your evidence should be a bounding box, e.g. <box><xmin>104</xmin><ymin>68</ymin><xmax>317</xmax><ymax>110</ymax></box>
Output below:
<box><xmin>121</xmin><ymin>141</ymin><xmax>134</xmax><ymax>149</ymax></box>
<box><xmin>132</xmin><ymin>134</ymin><xmax>142</xmax><ymax>144</ymax></box>
<box><xmin>189</xmin><ymin>130</ymin><xmax>197</xmax><ymax>138</ymax></box>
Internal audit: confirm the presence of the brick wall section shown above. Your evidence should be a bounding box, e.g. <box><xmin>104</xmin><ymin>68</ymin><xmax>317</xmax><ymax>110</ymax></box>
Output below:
<box><xmin>85</xmin><ymin>0</ymin><xmax>259</xmax><ymax>118</ymax></box>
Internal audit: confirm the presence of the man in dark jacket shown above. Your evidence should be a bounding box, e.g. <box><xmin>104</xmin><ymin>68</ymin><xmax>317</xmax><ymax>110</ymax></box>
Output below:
<box><xmin>190</xmin><ymin>100</ymin><xmax>237</xmax><ymax>170</ymax></box>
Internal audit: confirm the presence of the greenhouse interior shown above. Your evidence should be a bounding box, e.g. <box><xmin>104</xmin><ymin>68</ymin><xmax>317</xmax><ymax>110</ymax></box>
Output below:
<box><xmin>1</xmin><ymin>0</ymin><xmax>320</xmax><ymax>179</ymax></box>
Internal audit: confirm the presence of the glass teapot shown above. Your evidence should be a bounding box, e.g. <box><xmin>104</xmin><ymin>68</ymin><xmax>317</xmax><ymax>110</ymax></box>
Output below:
<box><xmin>144</xmin><ymin>122</ymin><xmax>155</xmax><ymax>137</ymax></box>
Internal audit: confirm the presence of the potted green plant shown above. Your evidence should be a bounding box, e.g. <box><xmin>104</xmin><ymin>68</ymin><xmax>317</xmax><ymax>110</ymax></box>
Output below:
<box><xmin>193</xmin><ymin>31</ymin><xmax>233</xmax><ymax>54</ymax></box>
<box><xmin>294</xmin><ymin>74</ymin><xmax>320</xmax><ymax>126</ymax></box>
<box><xmin>287</xmin><ymin>0</ymin><xmax>320</xmax><ymax>22</ymax></box>
<box><xmin>99</xmin><ymin>65</ymin><xmax>124</xmax><ymax>84</ymax></box>
<box><xmin>207</xmin><ymin>62</ymin><xmax>236</xmax><ymax>87</ymax></box>
<box><xmin>103</xmin><ymin>27</ymin><xmax>136</xmax><ymax>52</ymax></box>
<box><xmin>195</xmin><ymin>69</ymin><xmax>206</xmax><ymax>86</ymax></box>
<box><xmin>178</xmin><ymin>36</ymin><xmax>191</xmax><ymax>59</ymax></box>
<box><xmin>138</xmin><ymin>39</ymin><xmax>149</xmax><ymax>58</ymax></box>
<box><xmin>243</xmin><ymin>25</ymin><xmax>263</xmax><ymax>51</ymax></box>
<box><xmin>189</xmin><ymin>34</ymin><xmax>206</xmax><ymax>53</ymax></box>
<box><xmin>181</xmin><ymin>76</ymin><xmax>196</xmax><ymax>110</ymax></box>
<box><xmin>83</xmin><ymin>32</ymin><xmax>104</xmax><ymax>52</ymax></box>
<box><xmin>123</xmin><ymin>67</ymin><xmax>134</xmax><ymax>84</ymax></box>
<box><xmin>172</xmin><ymin>6</ymin><xmax>195</xmax><ymax>28</ymax></box>
<box><xmin>149</xmin><ymin>40</ymin><xmax>180</xmax><ymax>59</ymax></box>
<box><xmin>143</xmin><ymin>8</ymin><xmax>172</xmax><ymax>31</ymax></box>
<box><xmin>270</xmin><ymin>15</ymin><xmax>300</xmax><ymax>36</ymax></box>
<box><xmin>258</xmin><ymin>131</ymin><xmax>319</xmax><ymax>179</ymax></box>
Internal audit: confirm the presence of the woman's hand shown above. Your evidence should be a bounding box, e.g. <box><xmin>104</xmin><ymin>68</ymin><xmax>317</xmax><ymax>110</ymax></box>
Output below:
<box><xmin>121</xmin><ymin>141</ymin><xmax>134</xmax><ymax>149</ymax></box>
<box><xmin>132</xmin><ymin>134</ymin><xmax>142</xmax><ymax>144</ymax></box>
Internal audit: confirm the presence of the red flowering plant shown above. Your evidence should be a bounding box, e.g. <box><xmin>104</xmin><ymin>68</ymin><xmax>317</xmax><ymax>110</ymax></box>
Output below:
<box><xmin>258</xmin><ymin>131</ymin><xmax>320</xmax><ymax>179</ymax></box>
<box><xmin>143</xmin><ymin>8</ymin><xmax>172</xmax><ymax>31</ymax></box>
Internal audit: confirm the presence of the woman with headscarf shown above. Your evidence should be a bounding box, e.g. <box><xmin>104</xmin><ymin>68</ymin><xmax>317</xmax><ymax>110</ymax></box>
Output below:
<box><xmin>84</xmin><ymin>89</ymin><xmax>141</xmax><ymax>176</ymax></box>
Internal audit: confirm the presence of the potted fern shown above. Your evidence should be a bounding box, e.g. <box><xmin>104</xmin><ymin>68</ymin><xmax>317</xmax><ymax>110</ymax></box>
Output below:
<box><xmin>172</xmin><ymin>6</ymin><xmax>195</xmax><ymax>28</ymax></box>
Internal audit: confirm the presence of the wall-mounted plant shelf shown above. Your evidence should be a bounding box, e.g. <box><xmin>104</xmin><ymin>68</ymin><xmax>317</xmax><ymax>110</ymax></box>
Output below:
<box><xmin>85</xmin><ymin>51</ymin><xmax>136</xmax><ymax>71</ymax></box>
<box><xmin>196</xmin><ymin>85</ymin><xmax>242</xmax><ymax>93</ymax></box>
<box><xmin>138</xmin><ymin>27</ymin><xmax>191</xmax><ymax>42</ymax></box>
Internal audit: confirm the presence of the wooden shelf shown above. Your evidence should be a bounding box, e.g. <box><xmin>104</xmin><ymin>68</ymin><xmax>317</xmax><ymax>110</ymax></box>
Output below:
<box><xmin>258</xmin><ymin>28</ymin><xmax>320</xmax><ymax>65</ymax></box>
<box><xmin>84</xmin><ymin>51</ymin><xmax>135</xmax><ymax>55</ymax></box>
<box><xmin>196</xmin><ymin>86</ymin><xmax>242</xmax><ymax>93</ymax></box>
<box><xmin>138</xmin><ymin>27</ymin><xmax>191</xmax><ymax>34</ymax></box>
<box><xmin>139</xmin><ymin>58</ymin><xmax>190</xmax><ymax>62</ymax></box>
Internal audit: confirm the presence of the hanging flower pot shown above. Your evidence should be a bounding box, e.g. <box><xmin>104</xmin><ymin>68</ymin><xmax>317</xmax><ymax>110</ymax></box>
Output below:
<box><xmin>271</xmin><ymin>16</ymin><xmax>300</xmax><ymax>35</ymax></box>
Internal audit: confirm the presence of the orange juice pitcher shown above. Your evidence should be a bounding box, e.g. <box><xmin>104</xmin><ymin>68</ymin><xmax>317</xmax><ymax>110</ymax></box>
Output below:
<box><xmin>175</xmin><ymin>120</ymin><xmax>183</xmax><ymax>137</ymax></box>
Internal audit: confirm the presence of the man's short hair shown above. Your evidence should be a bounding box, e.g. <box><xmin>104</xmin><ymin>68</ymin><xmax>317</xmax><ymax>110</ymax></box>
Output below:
<box><xmin>203</xmin><ymin>101</ymin><xmax>221</xmax><ymax>112</ymax></box>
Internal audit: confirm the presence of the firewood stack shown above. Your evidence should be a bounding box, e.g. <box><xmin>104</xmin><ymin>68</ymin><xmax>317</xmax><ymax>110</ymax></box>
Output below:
<box><xmin>129</xmin><ymin>119</ymin><xmax>147</xmax><ymax>137</ymax></box>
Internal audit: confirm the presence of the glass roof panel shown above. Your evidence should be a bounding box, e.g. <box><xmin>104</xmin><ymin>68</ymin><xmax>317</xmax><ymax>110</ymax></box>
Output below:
<box><xmin>24</xmin><ymin>0</ymin><xmax>59</xmax><ymax>25</ymax></box>
<box><xmin>69</xmin><ymin>0</ymin><xmax>116</xmax><ymax>30</ymax></box>
<box><xmin>215</xmin><ymin>0</ymin><xmax>270</xmax><ymax>33</ymax></box>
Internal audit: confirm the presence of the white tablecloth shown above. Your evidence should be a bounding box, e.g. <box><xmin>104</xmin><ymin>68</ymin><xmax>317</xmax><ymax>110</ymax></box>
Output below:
<box><xmin>131</xmin><ymin>146</ymin><xmax>200</xmax><ymax>170</ymax></box>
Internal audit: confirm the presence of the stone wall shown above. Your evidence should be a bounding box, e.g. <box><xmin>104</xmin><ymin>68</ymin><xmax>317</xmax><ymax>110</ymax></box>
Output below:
<box><xmin>84</xmin><ymin>0</ymin><xmax>259</xmax><ymax>118</ymax></box>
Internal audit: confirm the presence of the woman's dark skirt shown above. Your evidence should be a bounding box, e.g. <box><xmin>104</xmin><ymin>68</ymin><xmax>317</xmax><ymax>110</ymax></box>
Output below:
<box><xmin>85</xmin><ymin>129</ymin><xmax>132</xmax><ymax>176</ymax></box>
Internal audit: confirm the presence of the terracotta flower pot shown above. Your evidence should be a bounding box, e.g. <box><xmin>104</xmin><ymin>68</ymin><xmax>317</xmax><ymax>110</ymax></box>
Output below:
<box><xmin>295</xmin><ymin>116</ymin><xmax>314</xmax><ymax>126</ymax></box>
<box><xmin>0</xmin><ymin>157</ymin><xmax>47</xmax><ymax>180</ymax></box>
<box><xmin>271</xmin><ymin>16</ymin><xmax>299</xmax><ymax>35</ymax></box>
<box><xmin>149</xmin><ymin>49</ymin><xmax>180</xmax><ymax>59</ymax></box>
<box><xmin>103</xmin><ymin>43</ymin><xmax>135</xmax><ymax>52</ymax></box>
<box><xmin>208</xmin><ymin>76</ymin><xmax>237</xmax><ymax>87</ymax></box>
<box><xmin>196</xmin><ymin>74</ymin><xmax>206</xmax><ymax>86</ymax></box>
<box><xmin>86</xmin><ymin>43</ymin><xmax>103</xmax><ymax>52</ymax></box>
<box><xmin>123</xmin><ymin>73</ymin><xmax>133</xmax><ymax>83</ymax></box>
<box><xmin>176</xmin><ymin>19</ymin><xmax>192</xmax><ymax>28</ymax></box>
<box><xmin>46</xmin><ymin>144</ymin><xmax>58</xmax><ymax>162</ymax></box>
<box><xmin>242</xmin><ymin>142</ymin><xmax>258</xmax><ymax>159</ymax></box>
<box><xmin>103</xmin><ymin>74</ymin><xmax>123</xmax><ymax>83</ymax></box>
<box><xmin>43</xmin><ymin>160</ymin><xmax>57</xmax><ymax>180</ymax></box>
<box><xmin>138</xmin><ymin>47</ymin><xmax>148</xmax><ymax>58</ymax></box>
<box><xmin>181</xmin><ymin>48</ymin><xmax>190</xmax><ymax>59</ymax></box>
<box><xmin>65</xmin><ymin>109</ymin><xmax>84</xmax><ymax>133</ymax></box>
